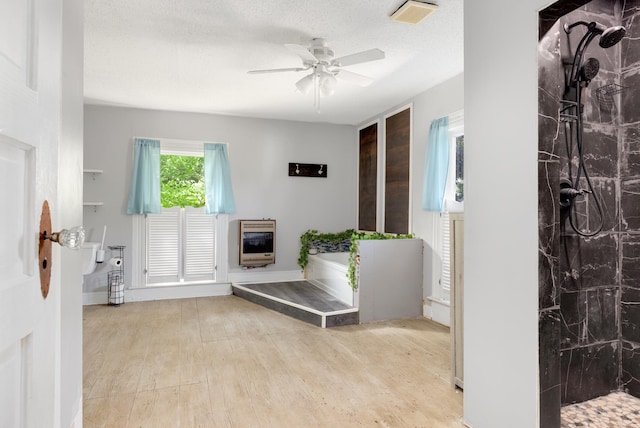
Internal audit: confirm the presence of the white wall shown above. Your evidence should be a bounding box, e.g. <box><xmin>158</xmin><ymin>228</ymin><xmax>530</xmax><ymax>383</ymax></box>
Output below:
<box><xmin>59</xmin><ymin>0</ymin><xmax>84</xmax><ymax>426</ymax></box>
<box><xmin>463</xmin><ymin>0</ymin><xmax>544</xmax><ymax>426</ymax></box>
<box><xmin>358</xmin><ymin>73</ymin><xmax>464</xmax><ymax>325</ymax></box>
<box><xmin>83</xmin><ymin>106</ymin><xmax>357</xmax><ymax>294</ymax></box>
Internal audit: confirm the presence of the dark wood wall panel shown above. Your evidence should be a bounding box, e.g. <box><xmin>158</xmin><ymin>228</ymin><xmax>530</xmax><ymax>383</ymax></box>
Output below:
<box><xmin>384</xmin><ymin>108</ymin><xmax>410</xmax><ymax>234</ymax></box>
<box><xmin>358</xmin><ymin>123</ymin><xmax>378</xmax><ymax>231</ymax></box>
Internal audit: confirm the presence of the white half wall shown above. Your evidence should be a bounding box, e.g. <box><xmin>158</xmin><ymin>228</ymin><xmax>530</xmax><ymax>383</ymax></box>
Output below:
<box><xmin>463</xmin><ymin>0</ymin><xmax>544</xmax><ymax>427</ymax></box>
<box><xmin>83</xmin><ymin>106</ymin><xmax>357</xmax><ymax>296</ymax></box>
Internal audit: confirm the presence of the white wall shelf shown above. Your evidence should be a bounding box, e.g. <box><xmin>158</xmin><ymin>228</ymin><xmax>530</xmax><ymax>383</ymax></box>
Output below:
<box><xmin>84</xmin><ymin>169</ymin><xmax>103</xmax><ymax>180</ymax></box>
<box><xmin>83</xmin><ymin>202</ymin><xmax>103</xmax><ymax>212</ymax></box>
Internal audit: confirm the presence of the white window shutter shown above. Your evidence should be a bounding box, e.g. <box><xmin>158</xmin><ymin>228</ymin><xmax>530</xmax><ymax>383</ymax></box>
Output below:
<box><xmin>146</xmin><ymin>208</ymin><xmax>180</xmax><ymax>283</ymax></box>
<box><xmin>441</xmin><ymin>211</ymin><xmax>451</xmax><ymax>293</ymax></box>
<box><xmin>184</xmin><ymin>207</ymin><xmax>216</xmax><ymax>281</ymax></box>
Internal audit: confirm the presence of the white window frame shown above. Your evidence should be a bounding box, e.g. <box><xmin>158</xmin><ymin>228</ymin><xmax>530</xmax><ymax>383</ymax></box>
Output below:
<box><xmin>444</xmin><ymin>111</ymin><xmax>464</xmax><ymax>213</ymax></box>
<box><xmin>433</xmin><ymin>110</ymin><xmax>464</xmax><ymax>300</ymax></box>
<box><xmin>131</xmin><ymin>138</ymin><xmax>229</xmax><ymax>288</ymax></box>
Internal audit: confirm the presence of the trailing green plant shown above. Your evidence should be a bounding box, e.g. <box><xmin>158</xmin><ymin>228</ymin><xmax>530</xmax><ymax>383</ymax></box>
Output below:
<box><xmin>297</xmin><ymin>229</ymin><xmax>355</xmax><ymax>270</ymax></box>
<box><xmin>347</xmin><ymin>231</ymin><xmax>415</xmax><ymax>290</ymax></box>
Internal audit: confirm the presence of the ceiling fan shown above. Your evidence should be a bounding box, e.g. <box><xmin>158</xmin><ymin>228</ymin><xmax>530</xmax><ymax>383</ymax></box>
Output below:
<box><xmin>248</xmin><ymin>38</ymin><xmax>385</xmax><ymax>111</ymax></box>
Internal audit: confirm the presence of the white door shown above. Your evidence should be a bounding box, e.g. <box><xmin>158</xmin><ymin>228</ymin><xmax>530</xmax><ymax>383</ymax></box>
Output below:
<box><xmin>0</xmin><ymin>1</ymin><xmax>63</xmax><ymax>427</ymax></box>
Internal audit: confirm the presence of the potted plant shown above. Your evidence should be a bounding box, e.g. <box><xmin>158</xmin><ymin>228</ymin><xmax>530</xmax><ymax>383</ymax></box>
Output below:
<box><xmin>297</xmin><ymin>229</ymin><xmax>355</xmax><ymax>270</ymax></box>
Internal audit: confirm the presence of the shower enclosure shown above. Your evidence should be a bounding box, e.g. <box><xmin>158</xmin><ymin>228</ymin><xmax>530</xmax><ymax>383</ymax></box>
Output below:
<box><xmin>538</xmin><ymin>0</ymin><xmax>640</xmax><ymax>426</ymax></box>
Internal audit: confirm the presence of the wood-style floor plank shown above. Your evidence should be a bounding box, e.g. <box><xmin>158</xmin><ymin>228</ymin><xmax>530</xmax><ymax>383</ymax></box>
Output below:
<box><xmin>83</xmin><ymin>296</ymin><xmax>464</xmax><ymax>427</ymax></box>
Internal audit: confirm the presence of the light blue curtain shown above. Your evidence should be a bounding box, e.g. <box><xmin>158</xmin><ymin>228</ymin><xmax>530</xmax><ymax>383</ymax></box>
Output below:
<box><xmin>204</xmin><ymin>143</ymin><xmax>236</xmax><ymax>214</ymax></box>
<box><xmin>422</xmin><ymin>117</ymin><xmax>450</xmax><ymax>211</ymax></box>
<box><xmin>126</xmin><ymin>138</ymin><xmax>161</xmax><ymax>214</ymax></box>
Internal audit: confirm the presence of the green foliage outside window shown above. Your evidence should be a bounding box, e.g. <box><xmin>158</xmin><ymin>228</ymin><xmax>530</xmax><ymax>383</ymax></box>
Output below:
<box><xmin>160</xmin><ymin>154</ymin><xmax>205</xmax><ymax>208</ymax></box>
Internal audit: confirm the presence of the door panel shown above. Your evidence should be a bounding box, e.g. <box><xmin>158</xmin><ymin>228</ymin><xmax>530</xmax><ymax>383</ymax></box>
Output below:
<box><xmin>0</xmin><ymin>0</ymin><xmax>62</xmax><ymax>425</ymax></box>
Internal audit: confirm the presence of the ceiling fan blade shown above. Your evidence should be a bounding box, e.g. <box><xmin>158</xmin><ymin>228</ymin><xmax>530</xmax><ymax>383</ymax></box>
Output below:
<box><xmin>284</xmin><ymin>43</ymin><xmax>318</xmax><ymax>63</ymax></box>
<box><xmin>247</xmin><ymin>67</ymin><xmax>308</xmax><ymax>74</ymax></box>
<box><xmin>334</xmin><ymin>69</ymin><xmax>374</xmax><ymax>87</ymax></box>
<box><xmin>333</xmin><ymin>48</ymin><xmax>385</xmax><ymax>67</ymax></box>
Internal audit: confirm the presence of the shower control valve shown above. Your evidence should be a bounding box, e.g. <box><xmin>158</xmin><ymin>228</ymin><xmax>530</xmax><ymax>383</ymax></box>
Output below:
<box><xmin>560</xmin><ymin>179</ymin><xmax>591</xmax><ymax>208</ymax></box>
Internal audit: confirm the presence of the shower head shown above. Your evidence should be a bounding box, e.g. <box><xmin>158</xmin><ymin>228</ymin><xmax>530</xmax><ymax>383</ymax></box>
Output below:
<box><xmin>579</xmin><ymin>57</ymin><xmax>600</xmax><ymax>84</ymax></box>
<box><xmin>564</xmin><ymin>21</ymin><xmax>626</xmax><ymax>48</ymax></box>
<box><xmin>565</xmin><ymin>21</ymin><xmax>626</xmax><ymax>86</ymax></box>
<box><xmin>599</xmin><ymin>26</ymin><xmax>626</xmax><ymax>48</ymax></box>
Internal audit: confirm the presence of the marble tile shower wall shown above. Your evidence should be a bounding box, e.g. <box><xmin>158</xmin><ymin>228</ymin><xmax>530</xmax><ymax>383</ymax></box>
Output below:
<box><xmin>620</xmin><ymin>0</ymin><xmax>640</xmax><ymax>399</ymax></box>
<box><xmin>537</xmin><ymin>0</ymin><xmax>640</xmax><ymax>425</ymax></box>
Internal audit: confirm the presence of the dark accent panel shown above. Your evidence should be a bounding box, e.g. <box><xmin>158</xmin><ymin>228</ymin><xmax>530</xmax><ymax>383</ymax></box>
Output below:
<box><xmin>622</xmin><ymin>287</ymin><xmax>640</xmax><ymax>342</ymax></box>
<box><xmin>622</xmin><ymin>234</ymin><xmax>640</xmax><ymax>288</ymax></box>
<box><xmin>539</xmin><ymin>160</ymin><xmax>560</xmax><ymax>309</ymax></box>
<box><xmin>325</xmin><ymin>311</ymin><xmax>359</xmax><ymax>328</ymax></box>
<box><xmin>288</xmin><ymin>163</ymin><xmax>327</xmax><ymax>178</ymax></box>
<box><xmin>539</xmin><ymin>309</ymin><xmax>561</xmax><ymax>428</ymax></box>
<box><xmin>359</xmin><ymin>123</ymin><xmax>377</xmax><ymax>232</ymax></box>
<box><xmin>621</xmin><ymin>125</ymin><xmax>640</xmax><ymax>178</ymax></box>
<box><xmin>560</xmin><ymin>234</ymin><xmax>618</xmax><ymax>291</ymax></box>
<box><xmin>384</xmin><ymin>108</ymin><xmax>410</xmax><ymax>235</ymax></box>
<box><xmin>622</xmin><ymin>180</ymin><xmax>640</xmax><ymax>230</ymax></box>
<box><xmin>560</xmin><ymin>342</ymin><xmax>620</xmax><ymax>405</ymax></box>
<box><xmin>622</xmin><ymin>340</ymin><xmax>640</xmax><ymax>398</ymax></box>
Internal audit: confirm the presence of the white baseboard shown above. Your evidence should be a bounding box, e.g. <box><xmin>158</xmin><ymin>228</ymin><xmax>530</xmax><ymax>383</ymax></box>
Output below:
<box><xmin>424</xmin><ymin>296</ymin><xmax>451</xmax><ymax>327</ymax></box>
<box><xmin>228</xmin><ymin>269</ymin><xmax>303</xmax><ymax>284</ymax></box>
<box><xmin>83</xmin><ymin>282</ymin><xmax>232</xmax><ymax>305</ymax></box>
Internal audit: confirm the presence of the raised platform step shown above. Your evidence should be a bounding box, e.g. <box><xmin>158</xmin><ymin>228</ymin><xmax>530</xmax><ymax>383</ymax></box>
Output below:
<box><xmin>232</xmin><ymin>280</ymin><xmax>358</xmax><ymax>328</ymax></box>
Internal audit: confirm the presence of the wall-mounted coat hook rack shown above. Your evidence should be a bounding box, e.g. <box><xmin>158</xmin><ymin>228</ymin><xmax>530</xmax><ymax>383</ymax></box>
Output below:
<box><xmin>288</xmin><ymin>162</ymin><xmax>327</xmax><ymax>178</ymax></box>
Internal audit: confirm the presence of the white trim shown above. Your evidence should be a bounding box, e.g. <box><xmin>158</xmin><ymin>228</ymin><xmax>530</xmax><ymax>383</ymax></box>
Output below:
<box><xmin>83</xmin><ymin>282</ymin><xmax>232</xmax><ymax>305</ymax></box>
<box><xmin>424</xmin><ymin>296</ymin><xmax>451</xmax><ymax>327</ymax></box>
<box><xmin>216</xmin><ymin>214</ymin><xmax>229</xmax><ymax>281</ymax></box>
<box><xmin>228</xmin><ymin>269</ymin><xmax>303</xmax><ymax>284</ymax></box>
<box><xmin>131</xmin><ymin>215</ymin><xmax>146</xmax><ymax>289</ymax></box>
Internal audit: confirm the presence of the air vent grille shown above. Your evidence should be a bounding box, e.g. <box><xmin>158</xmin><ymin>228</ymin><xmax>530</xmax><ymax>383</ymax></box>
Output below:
<box><xmin>390</xmin><ymin>1</ymin><xmax>438</xmax><ymax>25</ymax></box>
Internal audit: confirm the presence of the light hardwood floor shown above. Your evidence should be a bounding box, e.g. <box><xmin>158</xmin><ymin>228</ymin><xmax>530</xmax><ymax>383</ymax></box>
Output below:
<box><xmin>83</xmin><ymin>296</ymin><xmax>464</xmax><ymax>427</ymax></box>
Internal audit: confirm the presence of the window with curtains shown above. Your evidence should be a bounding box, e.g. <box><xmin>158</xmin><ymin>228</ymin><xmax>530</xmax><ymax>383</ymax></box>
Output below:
<box><xmin>132</xmin><ymin>140</ymin><xmax>231</xmax><ymax>287</ymax></box>
<box><xmin>440</xmin><ymin>114</ymin><xmax>464</xmax><ymax>296</ymax></box>
<box><xmin>443</xmin><ymin>113</ymin><xmax>464</xmax><ymax>212</ymax></box>
<box><xmin>145</xmin><ymin>153</ymin><xmax>218</xmax><ymax>284</ymax></box>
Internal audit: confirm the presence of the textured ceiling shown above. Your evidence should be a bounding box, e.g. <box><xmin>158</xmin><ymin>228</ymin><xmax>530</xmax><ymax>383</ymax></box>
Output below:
<box><xmin>85</xmin><ymin>0</ymin><xmax>463</xmax><ymax>125</ymax></box>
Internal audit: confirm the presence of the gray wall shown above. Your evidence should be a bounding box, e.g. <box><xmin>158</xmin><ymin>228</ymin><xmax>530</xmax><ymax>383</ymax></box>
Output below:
<box><xmin>83</xmin><ymin>105</ymin><xmax>357</xmax><ymax>292</ymax></box>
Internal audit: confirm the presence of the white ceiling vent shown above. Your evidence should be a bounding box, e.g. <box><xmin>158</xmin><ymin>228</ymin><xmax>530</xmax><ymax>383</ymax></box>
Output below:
<box><xmin>390</xmin><ymin>1</ymin><xmax>438</xmax><ymax>24</ymax></box>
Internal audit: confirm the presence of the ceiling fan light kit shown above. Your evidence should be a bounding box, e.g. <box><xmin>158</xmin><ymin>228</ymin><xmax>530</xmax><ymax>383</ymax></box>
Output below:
<box><xmin>248</xmin><ymin>38</ymin><xmax>385</xmax><ymax>112</ymax></box>
<box><xmin>391</xmin><ymin>1</ymin><xmax>438</xmax><ymax>24</ymax></box>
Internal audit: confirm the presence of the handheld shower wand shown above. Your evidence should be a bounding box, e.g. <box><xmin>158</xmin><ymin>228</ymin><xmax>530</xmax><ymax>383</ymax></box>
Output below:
<box><xmin>560</xmin><ymin>21</ymin><xmax>626</xmax><ymax>237</ymax></box>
